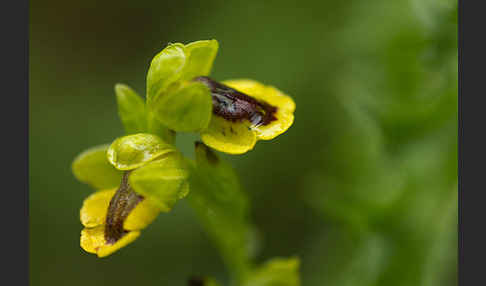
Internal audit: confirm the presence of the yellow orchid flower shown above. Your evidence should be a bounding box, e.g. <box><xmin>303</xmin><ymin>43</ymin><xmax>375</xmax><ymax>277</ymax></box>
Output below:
<box><xmin>79</xmin><ymin>173</ymin><xmax>160</xmax><ymax>258</ymax></box>
<box><xmin>145</xmin><ymin>40</ymin><xmax>295</xmax><ymax>155</ymax></box>
<box><xmin>194</xmin><ymin>76</ymin><xmax>295</xmax><ymax>154</ymax></box>
<box><xmin>75</xmin><ymin>137</ymin><xmax>189</xmax><ymax>257</ymax></box>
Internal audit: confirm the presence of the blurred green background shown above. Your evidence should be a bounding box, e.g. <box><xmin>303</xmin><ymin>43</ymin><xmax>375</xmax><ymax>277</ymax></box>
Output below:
<box><xmin>29</xmin><ymin>0</ymin><xmax>457</xmax><ymax>285</ymax></box>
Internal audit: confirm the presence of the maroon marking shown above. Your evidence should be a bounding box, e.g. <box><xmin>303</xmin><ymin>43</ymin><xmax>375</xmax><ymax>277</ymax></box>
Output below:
<box><xmin>193</xmin><ymin>76</ymin><xmax>277</xmax><ymax>126</ymax></box>
<box><xmin>105</xmin><ymin>172</ymin><xmax>144</xmax><ymax>244</ymax></box>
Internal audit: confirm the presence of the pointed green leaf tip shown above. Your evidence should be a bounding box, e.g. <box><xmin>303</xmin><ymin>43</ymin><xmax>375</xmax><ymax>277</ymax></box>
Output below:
<box><xmin>152</xmin><ymin>81</ymin><xmax>212</xmax><ymax>132</ymax></box>
<box><xmin>107</xmin><ymin>133</ymin><xmax>175</xmax><ymax>170</ymax></box>
<box><xmin>114</xmin><ymin>83</ymin><xmax>148</xmax><ymax>134</ymax></box>
<box><xmin>243</xmin><ymin>257</ymin><xmax>301</xmax><ymax>286</ymax></box>
<box><xmin>129</xmin><ymin>151</ymin><xmax>190</xmax><ymax>212</ymax></box>
<box><xmin>72</xmin><ymin>144</ymin><xmax>122</xmax><ymax>189</ymax></box>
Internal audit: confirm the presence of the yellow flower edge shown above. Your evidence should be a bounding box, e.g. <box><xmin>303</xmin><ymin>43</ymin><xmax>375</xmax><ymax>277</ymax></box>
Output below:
<box><xmin>79</xmin><ymin>188</ymin><xmax>160</xmax><ymax>257</ymax></box>
<box><xmin>223</xmin><ymin>79</ymin><xmax>295</xmax><ymax>140</ymax></box>
<box><xmin>200</xmin><ymin>79</ymin><xmax>295</xmax><ymax>154</ymax></box>
<box><xmin>124</xmin><ymin>197</ymin><xmax>160</xmax><ymax>231</ymax></box>
<box><xmin>201</xmin><ymin>116</ymin><xmax>257</xmax><ymax>154</ymax></box>
<box><xmin>80</xmin><ymin>189</ymin><xmax>117</xmax><ymax>228</ymax></box>
<box><xmin>80</xmin><ymin>225</ymin><xmax>141</xmax><ymax>258</ymax></box>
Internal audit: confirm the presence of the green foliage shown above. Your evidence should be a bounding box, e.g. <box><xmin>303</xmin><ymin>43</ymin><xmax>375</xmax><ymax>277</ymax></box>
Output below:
<box><xmin>189</xmin><ymin>143</ymin><xmax>301</xmax><ymax>286</ymax></box>
<box><xmin>114</xmin><ymin>83</ymin><xmax>148</xmax><ymax>134</ymax></box>
<box><xmin>71</xmin><ymin>144</ymin><xmax>122</xmax><ymax>190</ymax></box>
<box><xmin>189</xmin><ymin>142</ymin><xmax>254</xmax><ymax>284</ymax></box>
<box><xmin>300</xmin><ymin>1</ymin><xmax>457</xmax><ymax>286</ymax></box>
<box><xmin>107</xmin><ymin>133</ymin><xmax>175</xmax><ymax>170</ymax></box>
<box><xmin>129</xmin><ymin>152</ymin><xmax>190</xmax><ymax>212</ymax></box>
<box><xmin>243</xmin><ymin>258</ymin><xmax>301</xmax><ymax>286</ymax></box>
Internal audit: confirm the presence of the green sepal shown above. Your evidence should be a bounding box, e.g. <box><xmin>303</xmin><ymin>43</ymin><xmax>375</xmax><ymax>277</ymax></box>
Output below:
<box><xmin>114</xmin><ymin>83</ymin><xmax>148</xmax><ymax>134</ymax></box>
<box><xmin>188</xmin><ymin>142</ymin><xmax>254</xmax><ymax>284</ymax></box>
<box><xmin>107</xmin><ymin>133</ymin><xmax>175</xmax><ymax>170</ymax></box>
<box><xmin>180</xmin><ymin>39</ymin><xmax>219</xmax><ymax>81</ymax></box>
<box><xmin>145</xmin><ymin>39</ymin><xmax>218</xmax><ymax>109</ymax></box>
<box><xmin>243</xmin><ymin>257</ymin><xmax>301</xmax><ymax>286</ymax></box>
<box><xmin>152</xmin><ymin>81</ymin><xmax>212</xmax><ymax>132</ymax></box>
<box><xmin>129</xmin><ymin>152</ymin><xmax>190</xmax><ymax>212</ymax></box>
<box><xmin>72</xmin><ymin>144</ymin><xmax>122</xmax><ymax>190</ymax></box>
<box><xmin>146</xmin><ymin>43</ymin><xmax>186</xmax><ymax>105</ymax></box>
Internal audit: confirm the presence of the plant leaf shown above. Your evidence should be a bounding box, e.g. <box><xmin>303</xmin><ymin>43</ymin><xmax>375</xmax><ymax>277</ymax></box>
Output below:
<box><xmin>152</xmin><ymin>81</ymin><xmax>212</xmax><ymax>132</ymax></box>
<box><xmin>72</xmin><ymin>144</ymin><xmax>122</xmax><ymax>190</ymax></box>
<box><xmin>114</xmin><ymin>83</ymin><xmax>148</xmax><ymax>134</ymax></box>
<box><xmin>188</xmin><ymin>142</ymin><xmax>254</xmax><ymax>284</ymax></box>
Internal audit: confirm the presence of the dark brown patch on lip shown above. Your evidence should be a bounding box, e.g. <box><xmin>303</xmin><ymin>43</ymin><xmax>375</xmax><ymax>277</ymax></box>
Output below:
<box><xmin>105</xmin><ymin>171</ymin><xmax>143</xmax><ymax>244</ymax></box>
<box><xmin>193</xmin><ymin>76</ymin><xmax>278</xmax><ymax>126</ymax></box>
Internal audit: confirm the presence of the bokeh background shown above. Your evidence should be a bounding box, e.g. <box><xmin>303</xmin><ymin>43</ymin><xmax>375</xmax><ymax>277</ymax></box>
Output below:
<box><xmin>29</xmin><ymin>0</ymin><xmax>457</xmax><ymax>285</ymax></box>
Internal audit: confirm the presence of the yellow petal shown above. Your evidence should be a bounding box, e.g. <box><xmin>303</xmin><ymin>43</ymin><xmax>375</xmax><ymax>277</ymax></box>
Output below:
<box><xmin>80</xmin><ymin>189</ymin><xmax>117</xmax><ymax>228</ymax></box>
<box><xmin>80</xmin><ymin>225</ymin><xmax>106</xmax><ymax>254</ymax></box>
<box><xmin>223</xmin><ymin>79</ymin><xmax>295</xmax><ymax>140</ymax></box>
<box><xmin>80</xmin><ymin>225</ymin><xmax>141</xmax><ymax>257</ymax></box>
<box><xmin>124</xmin><ymin>197</ymin><xmax>160</xmax><ymax>231</ymax></box>
<box><xmin>97</xmin><ymin>231</ymin><xmax>140</xmax><ymax>258</ymax></box>
<box><xmin>201</xmin><ymin>116</ymin><xmax>257</xmax><ymax>154</ymax></box>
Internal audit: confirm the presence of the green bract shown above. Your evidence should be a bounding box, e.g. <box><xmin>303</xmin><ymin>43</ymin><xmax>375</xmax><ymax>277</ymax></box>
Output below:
<box><xmin>152</xmin><ymin>81</ymin><xmax>212</xmax><ymax>132</ymax></box>
<box><xmin>146</xmin><ymin>40</ymin><xmax>218</xmax><ymax>103</ymax></box>
<box><xmin>72</xmin><ymin>144</ymin><xmax>122</xmax><ymax>189</ymax></box>
<box><xmin>189</xmin><ymin>142</ymin><xmax>253</xmax><ymax>283</ymax></box>
<box><xmin>114</xmin><ymin>82</ymin><xmax>174</xmax><ymax>144</ymax></box>
<box><xmin>107</xmin><ymin>133</ymin><xmax>175</xmax><ymax>170</ymax></box>
<box><xmin>129</xmin><ymin>152</ymin><xmax>190</xmax><ymax>211</ymax></box>
<box><xmin>115</xmin><ymin>83</ymin><xmax>147</xmax><ymax>134</ymax></box>
<box><xmin>146</xmin><ymin>40</ymin><xmax>218</xmax><ymax>132</ymax></box>
<box><xmin>146</xmin><ymin>43</ymin><xmax>186</xmax><ymax>104</ymax></box>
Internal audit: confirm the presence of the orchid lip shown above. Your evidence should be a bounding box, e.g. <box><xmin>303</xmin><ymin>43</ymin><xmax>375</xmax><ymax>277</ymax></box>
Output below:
<box><xmin>193</xmin><ymin>76</ymin><xmax>278</xmax><ymax>127</ymax></box>
<box><xmin>105</xmin><ymin>171</ymin><xmax>144</xmax><ymax>244</ymax></box>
